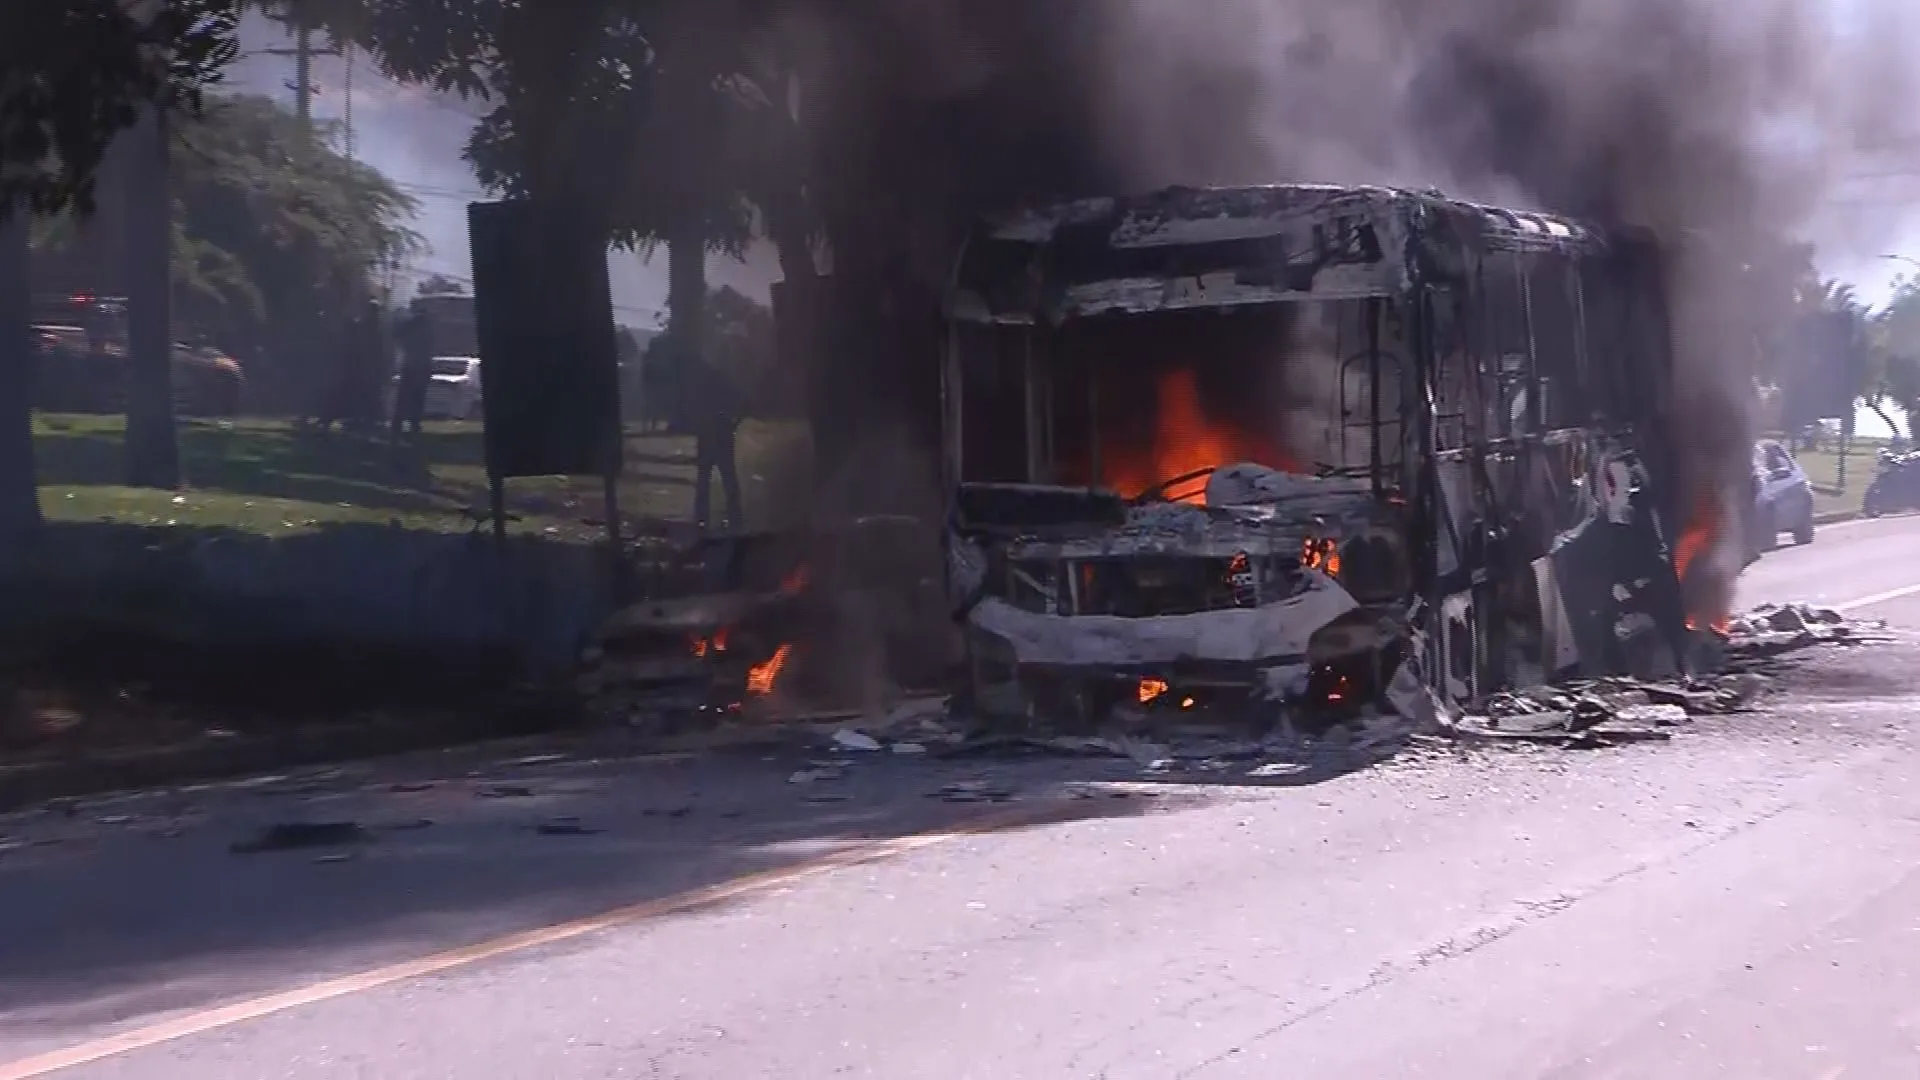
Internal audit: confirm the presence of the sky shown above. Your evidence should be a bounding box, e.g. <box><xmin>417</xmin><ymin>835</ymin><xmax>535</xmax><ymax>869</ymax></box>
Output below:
<box><xmin>223</xmin><ymin>12</ymin><xmax>780</xmax><ymax>332</ymax></box>
<box><xmin>225</xmin><ymin>10</ymin><xmax>1917</xmax><ymax>433</ymax></box>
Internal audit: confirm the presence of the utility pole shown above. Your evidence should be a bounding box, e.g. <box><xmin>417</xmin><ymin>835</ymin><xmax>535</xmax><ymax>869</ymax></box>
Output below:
<box><xmin>296</xmin><ymin>25</ymin><xmax>312</xmax><ymax>129</ymax></box>
<box><xmin>342</xmin><ymin>45</ymin><xmax>355</xmax><ymax>159</ymax></box>
<box><xmin>259</xmin><ymin>25</ymin><xmax>341</xmax><ymax>138</ymax></box>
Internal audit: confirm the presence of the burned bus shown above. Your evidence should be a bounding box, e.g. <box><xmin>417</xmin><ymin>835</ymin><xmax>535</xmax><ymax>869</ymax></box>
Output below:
<box><xmin>941</xmin><ymin>184</ymin><xmax>1694</xmax><ymax>728</ymax></box>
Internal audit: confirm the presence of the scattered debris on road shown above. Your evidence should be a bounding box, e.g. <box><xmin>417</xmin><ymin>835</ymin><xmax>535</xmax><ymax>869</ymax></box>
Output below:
<box><xmin>230</xmin><ymin>821</ymin><xmax>371</xmax><ymax>855</ymax></box>
<box><xmin>1723</xmin><ymin>602</ymin><xmax>1872</xmax><ymax>656</ymax></box>
<box><xmin>1436</xmin><ymin>603</ymin><xmax>1882</xmax><ymax>747</ymax></box>
<box><xmin>930</xmin><ymin>779</ymin><xmax>1017</xmax><ymax>803</ymax></box>
<box><xmin>757</xmin><ymin>603</ymin><xmax>1889</xmax><ymax>774</ymax></box>
<box><xmin>0</xmin><ymin>603</ymin><xmax>1887</xmax><ymax>855</ymax></box>
<box><xmin>476</xmin><ymin>783</ymin><xmax>536</xmax><ymax>799</ymax></box>
<box><xmin>831</xmin><ymin>729</ymin><xmax>884</xmax><ymax>752</ymax></box>
<box><xmin>535</xmin><ymin>816</ymin><xmax>601</xmax><ymax>836</ymax></box>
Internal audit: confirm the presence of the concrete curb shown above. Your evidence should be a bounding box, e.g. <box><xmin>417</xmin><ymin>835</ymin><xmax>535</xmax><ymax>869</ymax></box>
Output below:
<box><xmin>1814</xmin><ymin>509</ymin><xmax>1863</xmax><ymax>526</ymax></box>
<box><xmin>0</xmin><ymin>706</ymin><xmax>566</xmax><ymax>815</ymax></box>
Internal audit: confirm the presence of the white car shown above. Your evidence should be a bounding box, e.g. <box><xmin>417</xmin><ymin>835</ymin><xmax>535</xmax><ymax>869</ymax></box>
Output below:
<box><xmin>422</xmin><ymin>355</ymin><xmax>483</xmax><ymax>420</ymax></box>
<box><xmin>1748</xmin><ymin>438</ymin><xmax>1815</xmax><ymax>554</ymax></box>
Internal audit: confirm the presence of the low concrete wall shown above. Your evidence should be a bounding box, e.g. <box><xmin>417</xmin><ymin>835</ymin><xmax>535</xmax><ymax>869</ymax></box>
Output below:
<box><xmin>5</xmin><ymin>521</ymin><xmax>616</xmax><ymax>678</ymax></box>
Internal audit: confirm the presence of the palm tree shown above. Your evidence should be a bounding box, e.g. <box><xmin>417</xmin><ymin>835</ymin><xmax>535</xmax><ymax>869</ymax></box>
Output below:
<box><xmin>1867</xmin><ymin>280</ymin><xmax>1920</xmax><ymax>441</ymax></box>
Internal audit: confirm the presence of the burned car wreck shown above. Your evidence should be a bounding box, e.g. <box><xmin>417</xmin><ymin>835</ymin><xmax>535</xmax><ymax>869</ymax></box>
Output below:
<box><xmin>941</xmin><ymin>183</ymin><xmax>1699</xmax><ymax>731</ymax></box>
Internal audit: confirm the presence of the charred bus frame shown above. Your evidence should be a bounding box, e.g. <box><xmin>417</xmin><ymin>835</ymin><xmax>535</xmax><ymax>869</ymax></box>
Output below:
<box><xmin>941</xmin><ymin>184</ymin><xmax>1692</xmax><ymax>723</ymax></box>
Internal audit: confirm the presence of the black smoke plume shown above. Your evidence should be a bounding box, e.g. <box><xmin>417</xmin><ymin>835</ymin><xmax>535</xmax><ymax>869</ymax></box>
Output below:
<box><xmin>788</xmin><ymin>0</ymin><xmax>1920</xmax><ymax>615</ymax></box>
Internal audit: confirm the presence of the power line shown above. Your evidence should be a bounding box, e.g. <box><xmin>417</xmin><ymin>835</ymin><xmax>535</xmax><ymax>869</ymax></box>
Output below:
<box><xmin>342</xmin><ymin>44</ymin><xmax>355</xmax><ymax>159</ymax></box>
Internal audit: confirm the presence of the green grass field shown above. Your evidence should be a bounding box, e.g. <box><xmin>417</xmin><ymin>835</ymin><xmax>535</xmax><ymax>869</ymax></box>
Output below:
<box><xmin>39</xmin><ymin>418</ymin><xmax>1874</xmax><ymax>539</ymax></box>
<box><xmin>32</xmin><ymin>413</ymin><xmax>811</xmax><ymax>540</ymax></box>
<box><xmin>1788</xmin><ymin>438</ymin><xmax>1889</xmax><ymax>519</ymax></box>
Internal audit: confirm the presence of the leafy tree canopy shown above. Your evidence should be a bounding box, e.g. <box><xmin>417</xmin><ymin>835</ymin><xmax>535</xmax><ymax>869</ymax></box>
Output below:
<box><xmin>169</xmin><ymin>93</ymin><xmax>420</xmax><ymax>329</ymax></box>
<box><xmin>640</xmin><ymin>284</ymin><xmax>778</xmax><ymax>408</ymax></box>
<box><xmin>266</xmin><ymin>1</ymin><xmax>757</xmax><ymax>254</ymax></box>
<box><xmin>33</xmin><ymin>92</ymin><xmax>419</xmax><ymax>378</ymax></box>
<box><xmin>1870</xmin><ymin>280</ymin><xmax>1920</xmax><ymax>428</ymax></box>
<box><xmin>1</xmin><ymin>0</ymin><xmax>243</xmax><ymax>217</ymax></box>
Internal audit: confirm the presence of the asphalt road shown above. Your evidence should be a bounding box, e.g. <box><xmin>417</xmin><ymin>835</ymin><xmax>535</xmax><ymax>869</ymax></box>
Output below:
<box><xmin>1736</xmin><ymin>512</ymin><xmax>1920</xmax><ymax>624</ymax></box>
<box><xmin>5</xmin><ymin>513</ymin><xmax>1920</xmax><ymax>1079</ymax></box>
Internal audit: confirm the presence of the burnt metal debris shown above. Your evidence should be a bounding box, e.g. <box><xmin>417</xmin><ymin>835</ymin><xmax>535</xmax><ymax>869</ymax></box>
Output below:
<box><xmin>580</xmin><ymin>184</ymin><xmax>1848</xmax><ymax>756</ymax></box>
<box><xmin>1434</xmin><ymin>603</ymin><xmax>1881</xmax><ymax>748</ymax></box>
<box><xmin>939</xmin><ymin>183</ymin><xmax>1692</xmax><ymax>736</ymax></box>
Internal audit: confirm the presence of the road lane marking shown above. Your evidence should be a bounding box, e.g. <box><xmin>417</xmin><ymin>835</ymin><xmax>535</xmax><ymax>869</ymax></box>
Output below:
<box><xmin>0</xmin><ymin>804</ymin><xmax>1047</xmax><ymax>1079</ymax></box>
<box><xmin>1834</xmin><ymin>583</ymin><xmax>1920</xmax><ymax>611</ymax></box>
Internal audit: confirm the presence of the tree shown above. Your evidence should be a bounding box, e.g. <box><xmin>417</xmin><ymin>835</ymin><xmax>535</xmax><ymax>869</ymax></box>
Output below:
<box><xmin>0</xmin><ymin>208</ymin><xmax>36</xmax><ymax>561</ymax></box>
<box><xmin>450</xmin><ymin>3</ymin><xmax>755</xmax><ymax>432</ymax></box>
<box><xmin>733</xmin><ymin>2</ymin><xmax>1129</xmax><ymax>513</ymax></box>
<box><xmin>169</xmin><ymin>93</ymin><xmax>419</xmax><ymax>407</ymax></box>
<box><xmin>703</xmin><ymin>285</ymin><xmax>773</xmax><ymax>388</ymax></box>
<box><xmin>266</xmin><ymin>1</ymin><xmax>1131</xmax><ymax>511</ymax></box>
<box><xmin>33</xmin><ymin>93</ymin><xmax>421</xmax><ymax>410</ymax></box>
<box><xmin>1870</xmin><ymin>279</ymin><xmax>1920</xmax><ymax>437</ymax></box>
<box><xmin>1</xmin><ymin>1</ymin><xmax>241</xmax><ymax>214</ymax></box>
<box><xmin>1776</xmin><ymin>277</ymin><xmax>1870</xmax><ymax>435</ymax></box>
<box><xmin>283</xmin><ymin>1</ymin><xmax>759</xmax><ymax>438</ymax></box>
<box><xmin>0</xmin><ymin>0</ymin><xmax>243</xmax><ymax>555</ymax></box>
<box><xmin>640</xmin><ymin>284</ymin><xmax>772</xmax><ymax>427</ymax></box>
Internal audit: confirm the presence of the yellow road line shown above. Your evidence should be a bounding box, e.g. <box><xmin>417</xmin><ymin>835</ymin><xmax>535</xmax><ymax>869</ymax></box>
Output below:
<box><xmin>0</xmin><ymin>806</ymin><xmax>1036</xmax><ymax>1079</ymax></box>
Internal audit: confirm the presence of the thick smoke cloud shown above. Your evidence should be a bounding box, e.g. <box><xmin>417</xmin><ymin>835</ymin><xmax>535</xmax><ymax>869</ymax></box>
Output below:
<box><xmin>801</xmin><ymin>0</ymin><xmax>1919</xmax><ymax>613</ymax></box>
<box><xmin>1078</xmin><ymin>0</ymin><xmax>1920</xmax><ymax>612</ymax></box>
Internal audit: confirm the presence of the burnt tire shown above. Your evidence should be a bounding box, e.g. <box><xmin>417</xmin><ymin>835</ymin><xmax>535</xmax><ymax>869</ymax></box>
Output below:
<box><xmin>1793</xmin><ymin>509</ymin><xmax>1815</xmax><ymax>545</ymax></box>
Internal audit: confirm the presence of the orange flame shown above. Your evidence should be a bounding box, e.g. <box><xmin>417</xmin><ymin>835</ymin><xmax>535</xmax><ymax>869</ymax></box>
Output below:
<box><xmin>1099</xmin><ymin>367</ymin><xmax>1299</xmax><ymax>502</ymax></box>
<box><xmin>1673</xmin><ymin>491</ymin><xmax>1733</xmax><ymax>634</ymax></box>
<box><xmin>1672</xmin><ymin>495</ymin><xmax>1721</xmax><ymax>582</ymax></box>
<box><xmin>1686</xmin><ymin>614</ymin><xmax>1733</xmax><ymax>637</ymax></box>
<box><xmin>745</xmin><ymin>643</ymin><xmax>793</xmax><ymax>696</ymax></box>
<box><xmin>1138</xmin><ymin>677</ymin><xmax>1168</xmax><ymax>704</ymax></box>
<box><xmin>780</xmin><ymin>564</ymin><xmax>809</xmax><ymax>594</ymax></box>
<box><xmin>1300</xmin><ymin>536</ymin><xmax>1342</xmax><ymax>578</ymax></box>
<box><xmin>689</xmin><ymin>626</ymin><xmax>731</xmax><ymax>657</ymax></box>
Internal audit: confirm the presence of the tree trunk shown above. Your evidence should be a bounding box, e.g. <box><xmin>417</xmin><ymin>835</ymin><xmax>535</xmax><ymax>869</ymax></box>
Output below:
<box><xmin>656</xmin><ymin>16</ymin><xmax>720</xmax><ymax>429</ymax></box>
<box><xmin>808</xmin><ymin>196</ymin><xmax>946</xmax><ymax>521</ymax></box>
<box><xmin>1837</xmin><ymin>407</ymin><xmax>1856</xmax><ymax>491</ymax></box>
<box><xmin>122</xmin><ymin>106</ymin><xmax>179</xmax><ymax>488</ymax></box>
<box><xmin>1867</xmin><ymin>397</ymin><xmax>1898</xmax><ymax>441</ymax></box>
<box><xmin>664</xmin><ymin>219</ymin><xmax>708</xmax><ymax>383</ymax></box>
<box><xmin>763</xmin><ymin>179</ymin><xmax>815</xmax><ymax>291</ymax></box>
<box><xmin>0</xmin><ymin>210</ymin><xmax>43</xmax><ymax>565</ymax></box>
